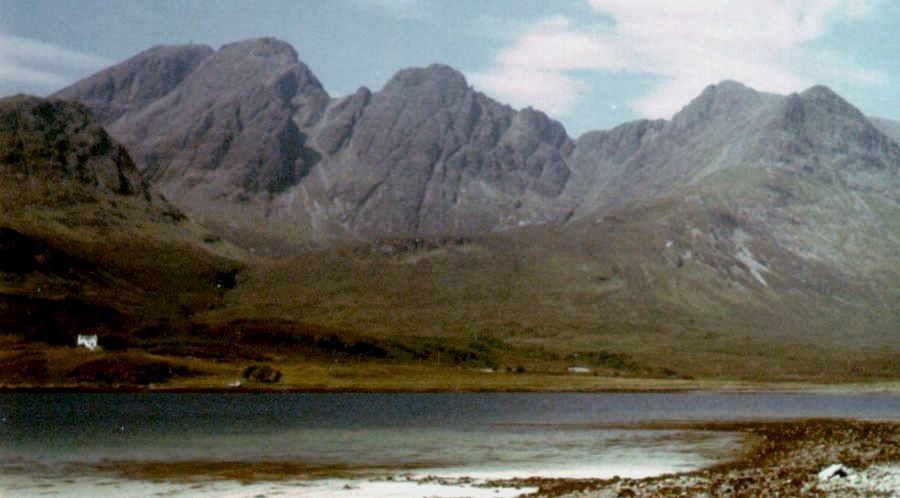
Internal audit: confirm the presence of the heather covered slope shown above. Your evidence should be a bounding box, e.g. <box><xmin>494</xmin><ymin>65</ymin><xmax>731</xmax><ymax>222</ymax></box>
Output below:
<box><xmin>0</xmin><ymin>95</ymin><xmax>242</xmax><ymax>345</ymax></box>
<box><xmin>203</xmin><ymin>205</ymin><xmax>898</xmax><ymax>382</ymax></box>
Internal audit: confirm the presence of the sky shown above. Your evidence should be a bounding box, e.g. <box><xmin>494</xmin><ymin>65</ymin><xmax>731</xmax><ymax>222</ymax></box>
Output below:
<box><xmin>1</xmin><ymin>0</ymin><xmax>898</xmax><ymax>136</ymax></box>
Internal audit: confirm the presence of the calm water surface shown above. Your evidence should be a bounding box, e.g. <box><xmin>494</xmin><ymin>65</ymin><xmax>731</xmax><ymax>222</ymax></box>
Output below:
<box><xmin>1</xmin><ymin>392</ymin><xmax>897</xmax><ymax>497</ymax></box>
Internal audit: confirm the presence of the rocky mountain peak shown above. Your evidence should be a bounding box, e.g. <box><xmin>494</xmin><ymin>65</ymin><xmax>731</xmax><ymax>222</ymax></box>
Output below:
<box><xmin>177</xmin><ymin>37</ymin><xmax>320</xmax><ymax>98</ymax></box>
<box><xmin>386</xmin><ymin>64</ymin><xmax>468</xmax><ymax>88</ymax></box>
<box><xmin>217</xmin><ymin>37</ymin><xmax>299</xmax><ymax>61</ymax></box>
<box><xmin>800</xmin><ymin>84</ymin><xmax>842</xmax><ymax>101</ymax></box>
<box><xmin>87</xmin><ymin>38</ymin><xmax>331</xmax><ymax>197</ymax></box>
<box><xmin>772</xmin><ymin>84</ymin><xmax>897</xmax><ymax>153</ymax></box>
<box><xmin>672</xmin><ymin>80</ymin><xmax>764</xmax><ymax>129</ymax></box>
<box><xmin>509</xmin><ymin>107</ymin><xmax>571</xmax><ymax>150</ymax></box>
<box><xmin>376</xmin><ymin>64</ymin><xmax>472</xmax><ymax>113</ymax></box>
<box><xmin>798</xmin><ymin>84</ymin><xmax>867</xmax><ymax>122</ymax></box>
<box><xmin>769</xmin><ymin>85</ymin><xmax>900</xmax><ymax>197</ymax></box>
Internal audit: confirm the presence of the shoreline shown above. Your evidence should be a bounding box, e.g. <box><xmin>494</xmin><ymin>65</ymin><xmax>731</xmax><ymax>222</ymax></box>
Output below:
<box><xmin>3</xmin><ymin>417</ymin><xmax>897</xmax><ymax>497</ymax></box>
<box><xmin>516</xmin><ymin>419</ymin><xmax>900</xmax><ymax>497</ymax></box>
<box><xmin>5</xmin><ymin>419</ymin><xmax>897</xmax><ymax>497</ymax></box>
<box><xmin>2</xmin><ymin>382</ymin><xmax>900</xmax><ymax>395</ymax></box>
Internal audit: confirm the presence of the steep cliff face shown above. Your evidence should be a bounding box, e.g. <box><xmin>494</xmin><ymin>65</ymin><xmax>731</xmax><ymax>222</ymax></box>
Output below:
<box><xmin>56</xmin><ymin>40</ymin><xmax>577</xmax><ymax>244</ymax></box>
<box><xmin>52</xmin><ymin>38</ymin><xmax>899</xmax><ymax>269</ymax></box>
<box><xmin>295</xmin><ymin>64</ymin><xmax>574</xmax><ymax>239</ymax></box>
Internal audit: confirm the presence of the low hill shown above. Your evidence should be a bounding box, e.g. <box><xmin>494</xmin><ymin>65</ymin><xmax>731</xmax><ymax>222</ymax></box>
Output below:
<box><xmin>0</xmin><ymin>95</ymin><xmax>249</xmax><ymax>385</ymax></box>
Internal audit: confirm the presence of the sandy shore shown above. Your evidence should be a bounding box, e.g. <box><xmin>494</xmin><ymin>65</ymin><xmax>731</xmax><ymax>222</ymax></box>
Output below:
<box><xmin>60</xmin><ymin>419</ymin><xmax>900</xmax><ymax>498</ymax></box>
<box><xmin>515</xmin><ymin>419</ymin><xmax>900</xmax><ymax>497</ymax></box>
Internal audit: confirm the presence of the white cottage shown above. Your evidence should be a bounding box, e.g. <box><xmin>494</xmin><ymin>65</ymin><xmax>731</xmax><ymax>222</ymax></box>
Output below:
<box><xmin>77</xmin><ymin>334</ymin><xmax>98</xmax><ymax>351</ymax></box>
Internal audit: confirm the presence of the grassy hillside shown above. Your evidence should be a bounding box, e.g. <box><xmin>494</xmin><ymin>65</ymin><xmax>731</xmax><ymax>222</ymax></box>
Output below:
<box><xmin>2</xmin><ymin>174</ymin><xmax>896</xmax><ymax>387</ymax></box>
<box><xmin>191</xmin><ymin>198</ymin><xmax>898</xmax><ymax>383</ymax></box>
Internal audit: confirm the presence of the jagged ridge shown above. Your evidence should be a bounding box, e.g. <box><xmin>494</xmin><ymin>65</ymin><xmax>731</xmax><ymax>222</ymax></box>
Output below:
<box><xmin>54</xmin><ymin>39</ymin><xmax>578</xmax><ymax>246</ymax></box>
<box><xmin>52</xmin><ymin>38</ymin><xmax>899</xmax><ymax>281</ymax></box>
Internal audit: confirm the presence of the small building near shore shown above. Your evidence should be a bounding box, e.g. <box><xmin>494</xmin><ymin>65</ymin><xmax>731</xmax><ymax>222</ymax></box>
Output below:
<box><xmin>77</xmin><ymin>334</ymin><xmax>98</xmax><ymax>351</ymax></box>
<box><xmin>567</xmin><ymin>366</ymin><xmax>593</xmax><ymax>375</ymax></box>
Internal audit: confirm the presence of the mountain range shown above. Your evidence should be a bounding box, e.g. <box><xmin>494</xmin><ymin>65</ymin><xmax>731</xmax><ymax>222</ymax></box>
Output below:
<box><xmin>1</xmin><ymin>37</ymin><xmax>897</xmax><ymax>386</ymax></box>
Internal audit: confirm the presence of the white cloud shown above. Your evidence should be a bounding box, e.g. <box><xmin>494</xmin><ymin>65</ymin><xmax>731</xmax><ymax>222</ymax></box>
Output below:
<box><xmin>495</xmin><ymin>16</ymin><xmax>630</xmax><ymax>72</ymax></box>
<box><xmin>799</xmin><ymin>49</ymin><xmax>889</xmax><ymax>87</ymax></box>
<box><xmin>0</xmin><ymin>61</ymin><xmax>68</xmax><ymax>87</ymax></box>
<box><xmin>0</xmin><ymin>34</ymin><xmax>113</xmax><ymax>69</ymax></box>
<box><xmin>470</xmin><ymin>17</ymin><xmax>597</xmax><ymax>115</ymax></box>
<box><xmin>471</xmin><ymin>64</ymin><xmax>583</xmax><ymax>117</ymax></box>
<box><xmin>472</xmin><ymin>0</ymin><xmax>885</xmax><ymax>120</ymax></box>
<box><xmin>0</xmin><ymin>34</ymin><xmax>114</xmax><ymax>94</ymax></box>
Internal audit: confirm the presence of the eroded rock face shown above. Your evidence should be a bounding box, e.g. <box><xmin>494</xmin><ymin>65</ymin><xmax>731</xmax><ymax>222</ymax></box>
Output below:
<box><xmin>95</xmin><ymin>38</ymin><xmax>329</xmax><ymax>198</ymax></box>
<box><xmin>55</xmin><ymin>41</ymin><xmax>576</xmax><ymax>243</ymax></box>
<box><xmin>315</xmin><ymin>64</ymin><xmax>574</xmax><ymax>238</ymax></box>
<box><xmin>54</xmin><ymin>38</ymin><xmax>899</xmax><ymax>256</ymax></box>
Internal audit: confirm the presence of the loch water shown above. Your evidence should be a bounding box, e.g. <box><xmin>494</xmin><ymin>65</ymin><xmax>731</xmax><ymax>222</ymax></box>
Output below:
<box><xmin>1</xmin><ymin>392</ymin><xmax>898</xmax><ymax>497</ymax></box>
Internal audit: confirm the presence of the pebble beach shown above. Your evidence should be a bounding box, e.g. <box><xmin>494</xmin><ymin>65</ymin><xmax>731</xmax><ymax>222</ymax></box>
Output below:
<box><xmin>520</xmin><ymin>419</ymin><xmax>900</xmax><ymax>497</ymax></box>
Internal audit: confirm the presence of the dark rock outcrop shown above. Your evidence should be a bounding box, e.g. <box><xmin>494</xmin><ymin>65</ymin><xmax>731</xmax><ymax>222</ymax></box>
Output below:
<box><xmin>242</xmin><ymin>364</ymin><xmax>282</xmax><ymax>383</ymax></box>
<box><xmin>0</xmin><ymin>227</ymin><xmax>81</xmax><ymax>276</ymax></box>
<box><xmin>0</xmin><ymin>95</ymin><xmax>144</xmax><ymax>197</ymax></box>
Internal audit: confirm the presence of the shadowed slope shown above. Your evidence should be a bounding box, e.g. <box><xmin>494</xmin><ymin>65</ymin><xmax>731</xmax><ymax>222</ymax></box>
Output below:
<box><xmin>0</xmin><ymin>95</ymin><xmax>243</xmax><ymax>342</ymax></box>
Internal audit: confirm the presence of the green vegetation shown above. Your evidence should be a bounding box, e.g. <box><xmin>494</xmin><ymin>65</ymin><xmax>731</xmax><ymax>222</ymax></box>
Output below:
<box><xmin>2</xmin><ymin>205</ymin><xmax>898</xmax><ymax>389</ymax></box>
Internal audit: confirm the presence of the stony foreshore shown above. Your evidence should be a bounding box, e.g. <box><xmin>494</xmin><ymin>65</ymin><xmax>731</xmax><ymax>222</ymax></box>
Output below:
<box><xmin>516</xmin><ymin>419</ymin><xmax>900</xmax><ymax>498</ymax></box>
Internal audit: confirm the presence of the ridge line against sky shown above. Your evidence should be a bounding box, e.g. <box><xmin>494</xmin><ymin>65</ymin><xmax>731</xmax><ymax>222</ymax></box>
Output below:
<box><xmin>1</xmin><ymin>0</ymin><xmax>898</xmax><ymax>136</ymax></box>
